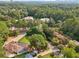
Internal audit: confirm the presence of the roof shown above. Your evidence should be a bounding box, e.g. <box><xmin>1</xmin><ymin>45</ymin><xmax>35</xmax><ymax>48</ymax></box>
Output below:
<box><xmin>4</xmin><ymin>41</ymin><xmax>29</xmax><ymax>54</ymax></box>
<box><xmin>25</xmin><ymin>53</ymin><xmax>33</xmax><ymax>58</ymax></box>
<box><xmin>23</xmin><ymin>16</ymin><xmax>34</xmax><ymax>20</ymax></box>
<box><xmin>40</xmin><ymin>18</ymin><xmax>50</xmax><ymax>22</ymax></box>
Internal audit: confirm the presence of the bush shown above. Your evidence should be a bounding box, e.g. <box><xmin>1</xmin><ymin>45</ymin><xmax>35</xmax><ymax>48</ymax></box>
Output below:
<box><xmin>9</xmin><ymin>30</ymin><xmax>20</xmax><ymax>36</ymax></box>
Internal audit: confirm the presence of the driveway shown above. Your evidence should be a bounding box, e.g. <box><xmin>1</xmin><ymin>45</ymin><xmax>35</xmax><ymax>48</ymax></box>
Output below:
<box><xmin>3</xmin><ymin>33</ymin><xmax>26</xmax><ymax>47</ymax></box>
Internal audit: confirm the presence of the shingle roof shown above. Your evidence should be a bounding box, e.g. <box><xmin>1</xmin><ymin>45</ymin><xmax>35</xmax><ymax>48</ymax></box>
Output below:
<box><xmin>4</xmin><ymin>41</ymin><xmax>29</xmax><ymax>54</ymax></box>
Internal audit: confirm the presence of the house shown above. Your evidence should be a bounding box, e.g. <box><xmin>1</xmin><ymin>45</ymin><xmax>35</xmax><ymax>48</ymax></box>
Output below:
<box><xmin>40</xmin><ymin>18</ymin><xmax>50</xmax><ymax>22</ymax></box>
<box><xmin>23</xmin><ymin>16</ymin><xmax>34</xmax><ymax>21</ymax></box>
<box><xmin>25</xmin><ymin>53</ymin><xmax>33</xmax><ymax>58</ymax></box>
<box><xmin>4</xmin><ymin>41</ymin><xmax>30</xmax><ymax>57</ymax></box>
<box><xmin>9</xmin><ymin>26</ymin><xmax>29</xmax><ymax>33</ymax></box>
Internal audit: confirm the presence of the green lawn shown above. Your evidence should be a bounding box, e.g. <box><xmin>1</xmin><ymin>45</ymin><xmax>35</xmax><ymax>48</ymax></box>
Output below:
<box><xmin>19</xmin><ymin>37</ymin><xmax>30</xmax><ymax>44</ymax></box>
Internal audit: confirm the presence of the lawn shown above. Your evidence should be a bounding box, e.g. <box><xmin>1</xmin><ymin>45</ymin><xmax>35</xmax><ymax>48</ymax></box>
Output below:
<box><xmin>19</xmin><ymin>37</ymin><xmax>30</xmax><ymax>44</ymax></box>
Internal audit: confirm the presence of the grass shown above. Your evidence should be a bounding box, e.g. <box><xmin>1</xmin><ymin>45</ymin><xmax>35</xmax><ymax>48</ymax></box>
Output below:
<box><xmin>19</xmin><ymin>37</ymin><xmax>30</xmax><ymax>44</ymax></box>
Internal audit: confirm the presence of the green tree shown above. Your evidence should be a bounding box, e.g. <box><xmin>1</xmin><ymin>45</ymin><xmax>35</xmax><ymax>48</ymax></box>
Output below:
<box><xmin>67</xmin><ymin>40</ymin><xmax>76</xmax><ymax>49</ymax></box>
<box><xmin>61</xmin><ymin>47</ymin><xmax>77</xmax><ymax>58</ymax></box>
<box><xmin>75</xmin><ymin>46</ymin><xmax>79</xmax><ymax>53</ymax></box>
<box><xmin>52</xmin><ymin>37</ymin><xmax>60</xmax><ymax>46</ymax></box>
<box><xmin>0</xmin><ymin>21</ymin><xmax>9</xmax><ymax>40</ymax></box>
<box><xmin>0</xmin><ymin>36</ymin><xmax>5</xmax><ymax>58</ymax></box>
<box><xmin>9</xmin><ymin>30</ymin><xmax>20</xmax><ymax>36</ymax></box>
<box><xmin>16</xmin><ymin>20</ymin><xmax>27</xmax><ymax>28</ymax></box>
<box><xmin>57</xmin><ymin>44</ymin><xmax>64</xmax><ymax>50</ymax></box>
<box><xmin>61</xmin><ymin>19</ymin><xmax>79</xmax><ymax>41</ymax></box>
<box><xmin>29</xmin><ymin>34</ymin><xmax>47</xmax><ymax>50</ymax></box>
<box><xmin>43</xmin><ymin>28</ymin><xmax>53</xmax><ymax>41</ymax></box>
<box><xmin>27</xmin><ymin>26</ymin><xmax>45</xmax><ymax>37</ymax></box>
<box><xmin>48</xmin><ymin>18</ymin><xmax>55</xmax><ymax>27</ymax></box>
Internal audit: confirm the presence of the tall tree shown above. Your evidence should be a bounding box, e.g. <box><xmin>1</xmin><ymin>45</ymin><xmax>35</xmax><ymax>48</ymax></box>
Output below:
<box><xmin>30</xmin><ymin>34</ymin><xmax>47</xmax><ymax>50</ymax></box>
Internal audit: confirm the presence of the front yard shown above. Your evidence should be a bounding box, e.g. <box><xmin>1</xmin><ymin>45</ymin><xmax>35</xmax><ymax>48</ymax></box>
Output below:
<box><xmin>19</xmin><ymin>37</ymin><xmax>30</xmax><ymax>44</ymax></box>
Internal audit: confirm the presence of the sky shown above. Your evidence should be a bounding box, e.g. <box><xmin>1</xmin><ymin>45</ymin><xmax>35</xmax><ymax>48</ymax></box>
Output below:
<box><xmin>0</xmin><ymin>0</ymin><xmax>78</xmax><ymax>2</ymax></box>
<box><xmin>0</xmin><ymin>0</ymin><xmax>57</xmax><ymax>1</ymax></box>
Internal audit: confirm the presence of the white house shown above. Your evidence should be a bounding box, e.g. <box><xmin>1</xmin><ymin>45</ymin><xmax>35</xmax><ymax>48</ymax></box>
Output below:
<box><xmin>23</xmin><ymin>16</ymin><xmax>34</xmax><ymax>21</ymax></box>
<box><xmin>40</xmin><ymin>18</ymin><xmax>50</xmax><ymax>22</ymax></box>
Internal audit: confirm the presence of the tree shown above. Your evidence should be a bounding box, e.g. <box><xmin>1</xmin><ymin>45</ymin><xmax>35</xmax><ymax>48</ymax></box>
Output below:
<box><xmin>67</xmin><ymin>40</ymin><xmax>76</xmax><ymax>49</ymax></box>
<box><xmin>0</xmin><ymin>36</ymin><xmax>5</xmax><ymax>58</ymax></box>
<box><xmin>16</xmin><ymin>20</ymin><xmax>27</xmax><ymax>28</ymax></box>
<box><xmin>29</xmin><ymin>34</ymin><xmax>47</xmax><ymax>50</ymax></box>
<box><xmin>42</xmin><ymin>23</ymin><xmax>49</xmax><ymax>31</ymax></box>
<box><xmin>0</xmin><ymin>21</ymin><xmax>9</xmax><ymax>40</ymax></box>
<box><xmin>61</xmin><ymin>47</ymin><xmax>77</xmax><ymax>58</ymax></box>
<box><xmin>48</xmin><ymin>18</ymin><xmax>56</xmax><ymax>27</ymax></box>
<box><xmin>0</xmin><ymin>36</ymin><xmax>4</xmax><ymax>46</ymax></box>
<box><xmin>57</xmin><ymin>44</ymin><xmax>64</xmax><ymax>50</ymax></box>
<box><xmin>61</xmin><ymin>19</ymin><xmax>79</xmax><ymax>41</ymax></box>
<box><xmin>75</xmin><ymin>46</ymin><xmax>79</xmax><ymax>53</ymax></box>
<box><xmin>9</xmin><ymin>30</ymin><xmax>20</xmax><ymax>36</ymax></box>
<box><xmin>27</xmin><ymin>26</ymin><xmax>45</xmax><ymax>37</ymax></box>
<box><xmin>51</xmin><ymin>37</ymin><xmax>60</xmax><ymax>46</ymax></box>
<box><xmin>43</xmin><ymin>28</ymin><xmax>54</xmax><ymax>41</ymax></box>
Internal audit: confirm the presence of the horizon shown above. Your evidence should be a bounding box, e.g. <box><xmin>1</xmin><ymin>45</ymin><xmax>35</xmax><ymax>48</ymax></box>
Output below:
<box><xmin>0</xmin><ymin>0</ymin><xmax>79</xmax><ymax>3</ymax></box>
<box><xmin>0</xmin><ymin>0</ymin><xmax>56</xmax><ymax>1</ymax></box>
